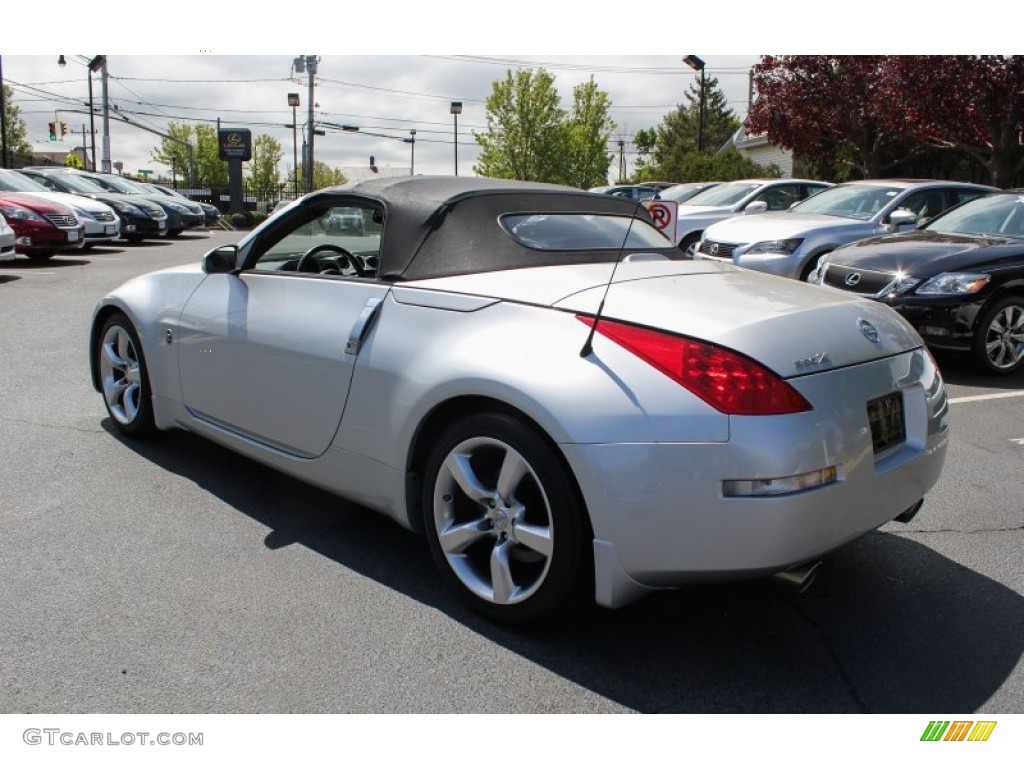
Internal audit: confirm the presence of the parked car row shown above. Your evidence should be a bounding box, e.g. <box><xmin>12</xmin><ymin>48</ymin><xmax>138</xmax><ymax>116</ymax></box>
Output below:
<box><xmin>592</xmin><ymin>175</ymin><xmax>1021</xmax><ymax>376</ymax></box>
<box><xmin>0</xmin><ymin>167</ymin><xmax>216</xmax><ymax>261</ymax></box>
<box><xmin>678</xmin><ymin>178</ymin><xmax>1015</xmax><ymax>374</ymax></box>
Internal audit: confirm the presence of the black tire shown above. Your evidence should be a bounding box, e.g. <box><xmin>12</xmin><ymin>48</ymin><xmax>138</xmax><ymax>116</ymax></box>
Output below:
<box><xmin>167</xmin><ymin>229</ymin><xmax>183</xmax><ymax>237</ymax></box>
<box><xmin>96</xmin><ymin>313</ymin><xmax>155</xmax><ymax>436</ymax></box>
<box><xmin>125</xmin><ymin>235</ymin><xmax>145</xmax><ymax>244</ymax></box>
<box><xmin>421</xmin><ymin>412</ymin><xmax>589</xmax><ymax>624</ymax></box>
<box><xmin>26</xmin><ymin>251</ymin><xmax>56</xmax><ymax>261</ymax></box>
<box><xmin>972</xmin><ymin>295</ymin><xmax>1024</xmax><ymax>375</ymax></box>
<box><xmin>679</xmin><ymin>233</ymin><xmax>701</xmax><ymax>259</ymax></box>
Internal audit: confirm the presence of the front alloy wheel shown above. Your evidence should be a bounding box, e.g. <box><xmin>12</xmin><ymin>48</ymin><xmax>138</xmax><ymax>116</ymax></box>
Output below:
<box><xmin>423</xmin><ymin>413</ymin><xmax>587</xmax><ymax>623</ymax></box>
<box><xmin>974</xmin><ymin>297</ymin><xmax>1024</xmax><ymax>375</ymax></box>
<box><xmin>97</xmin><ymin>314</ymin><xmax>154</xmax><ymax>435</ymax></box>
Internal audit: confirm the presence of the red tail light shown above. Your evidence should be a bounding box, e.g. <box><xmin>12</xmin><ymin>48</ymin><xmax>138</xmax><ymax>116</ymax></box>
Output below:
<box><xmin>578</xmin><ymin>316</ymin><xmax>812</xmax><ymax>415</ymax></box>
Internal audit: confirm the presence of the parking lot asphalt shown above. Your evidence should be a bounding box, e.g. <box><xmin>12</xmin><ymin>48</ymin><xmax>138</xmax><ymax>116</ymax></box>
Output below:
<box><xmin>0</xmin><ymin>232</ymin><xmax>1021</xmax><ymax>714</ymax></box>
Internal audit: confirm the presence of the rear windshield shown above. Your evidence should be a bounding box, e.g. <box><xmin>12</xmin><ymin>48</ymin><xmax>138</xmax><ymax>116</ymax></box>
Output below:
<box><xmin>500</xmin><ymin>213</ymin><xmax>671</xmax><ymax>250</ymax></box>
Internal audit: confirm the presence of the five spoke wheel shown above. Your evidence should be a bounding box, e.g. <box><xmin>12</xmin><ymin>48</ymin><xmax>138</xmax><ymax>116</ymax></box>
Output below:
<box><xmin>97</xmin><ymin>314</ymin><xmax>153</xmax><ymax>435</ymax></box>
<box><xmin>975</xmin><ymin>298</ymin><xmax>1024</xmax><ymax>375</ymax></box>
<box><xmin>423</xmin><ymin>413</ymin><xmax>586</xmax><ymax>623</ymax></box>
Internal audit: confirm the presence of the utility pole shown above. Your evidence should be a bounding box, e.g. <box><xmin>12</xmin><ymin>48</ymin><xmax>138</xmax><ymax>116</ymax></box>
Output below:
<box><xmin>294</xmin><ymin>55</ymin><xmax>318</xmax><ymax>192</ymax></box>
<box><xmin>97</xmin><ymin>56</ymin><xmax>111</xmax><ymax>172</ymax></box>
<box><xmin>0</xmin><ymin>56</ymin><xmax>8</xmax><ymax>169</ymax></box>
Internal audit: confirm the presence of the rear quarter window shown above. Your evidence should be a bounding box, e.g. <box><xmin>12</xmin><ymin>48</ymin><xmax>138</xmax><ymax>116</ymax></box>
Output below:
<box><xmin>500</xmin><ymin>213</ymin><xmax>670</xmax><ymax>250</ymax></box>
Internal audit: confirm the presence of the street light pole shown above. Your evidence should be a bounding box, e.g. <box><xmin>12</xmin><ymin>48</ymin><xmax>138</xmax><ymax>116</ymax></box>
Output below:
<box><xmin>293</xmin><ymin>55</ymin><xmax>318</xmax><ymax>192</ymax></box>
<box><xmin>683</xmin><ymin>55</ymin><xmax>706</xmax><ymax>153</ymax></box>
<box><xmin>287</xmin><ymin>92</ymin><xmax>299</xmax><ymax>197</ymax></box>
<box><xmin>58</xmin><ymin>55</ymin><xmax>100</xmax><ymax>171</ymax></box>
<box><xmin>450</xmin><ymin>101</ymin><xmax>462</xmax><ymax>176</ymax></box>
<box><xmin>409</xmin><ymin>129</ymin><xmax>416</xmax><ymax>175</ymax></box>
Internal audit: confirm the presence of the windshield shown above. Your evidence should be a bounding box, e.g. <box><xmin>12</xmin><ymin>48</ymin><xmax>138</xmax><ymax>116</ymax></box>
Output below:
<box><xmin>38</xmin><ymin>173</ymin><xmax>107</xmax><ymax>194</ymax></box>
<box><xmin>791</xmin><ymin>184</ymin><xmax>902</xmax><ymax>219</ymax></box>
<box><xmin>501</xmin><ymin>213</ymin><xmax>670</xmax><ymax>250</ymax></box>
<box><xmin>659</xmin><ymin>183</ymin><xmax>717</xmax><ymax>203</ymax></box>
<box><xmin>925</xmin><ymin>194</ymin><xmax>1024</xmax><ymax>239</ymax></box>
<box><xmin>100</xmin><ymin>176</ymin><xmax>149</xmax><ymax>194</ymax></box>
<box><xmin>0</xmin><ymin>171</ymin><xmax>48</xmax><ymax>193</ymax></box>
<box><xmin>681</xmin><ymin>182</ymin><xmax>763</xmax><ymax>207</ymax></box>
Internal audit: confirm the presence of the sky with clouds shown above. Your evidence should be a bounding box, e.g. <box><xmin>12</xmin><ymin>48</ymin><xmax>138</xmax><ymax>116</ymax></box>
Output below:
<box><xmin>3</xmin><ymin>54</ymin><xmax>761</xmax><ymax>181</ymax></box>
<box><xmin>1</xmin><ymin>5</ymin><xmax>999</xmax><ymax>183</ymax></box>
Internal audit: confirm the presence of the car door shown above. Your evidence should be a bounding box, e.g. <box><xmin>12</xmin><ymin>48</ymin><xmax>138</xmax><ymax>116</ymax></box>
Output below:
<box><xmin>176</xmin><ymin>198</ymin><xmax>390</xmax><ymax>458</ymax></box>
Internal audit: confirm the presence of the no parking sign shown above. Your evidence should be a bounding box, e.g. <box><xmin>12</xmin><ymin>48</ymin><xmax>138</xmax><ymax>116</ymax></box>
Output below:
<box><xmin>644</xmin><ymin>199</ymin><xmax>678</xmax><ymax>244</ymax></box>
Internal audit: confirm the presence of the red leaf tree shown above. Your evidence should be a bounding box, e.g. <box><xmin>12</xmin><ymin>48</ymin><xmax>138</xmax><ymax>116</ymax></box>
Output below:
<box><xmin>747</xmin><ymin>56</ymin><xmax>913</xmax><ymax>179</ymax></box>
<box><xmin>886</xmin><ymin>55</ymin><xmax>1024</xmax><ymax>188</ymax></box>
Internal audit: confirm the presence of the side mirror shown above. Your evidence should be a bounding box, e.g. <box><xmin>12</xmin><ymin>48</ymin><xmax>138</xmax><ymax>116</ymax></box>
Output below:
<box><xmin>744</xmin><ymin>201</ymin><xmax>768</xmax><ymax>214</ymax></box>
<box><xmin>203</xmin><ymin>245</ymin><xmax>239</xmax><ymax>274</ymax></box>
<box><xmin>887</xmin><ymin>209</ymin><xmax>917</xmax><ymax>232</ymax></box>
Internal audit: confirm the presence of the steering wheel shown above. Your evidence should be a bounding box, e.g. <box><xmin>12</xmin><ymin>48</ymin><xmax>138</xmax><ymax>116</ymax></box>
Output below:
<box><xmin>296</xmin><ymin>244</ymin><xmax>361</xmax><ymax>276</ymax></box>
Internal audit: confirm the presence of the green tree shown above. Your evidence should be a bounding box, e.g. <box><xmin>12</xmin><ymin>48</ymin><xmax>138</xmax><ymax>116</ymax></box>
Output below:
<box><xmin>629</xmin><ymin>127</ymin><xmax>658</xmax><ymax>181</ymax></box>
<box><xmin>650</xmin><ymin>76</ymin><xmax>740</xmax><ymax>181</ymax></box>
<box><xmin>474</xmin><ymin>68</ymin><xmax>567</xmax><ymax>182</ymax></box>
<box><xmin>248</xmin><ymin>134</ymin><xmax>282</xmax><ymax>199</ymax></box>
<box><xmin>2</xmin><ymin>84</ymin><xmax>33</xmax><ymax>160</ymax></box>
<box><xmin>296</xmin><ymin>161</ymin><xmax>347</xmax><ymax>190</ymax></box>
<box><xmin>560</xmin><ymin>77</ymin><xmax>616</xmax><ymax>189</ymax></box>
<box><xmin>150</xmin><ymin>121</ymin><xmax>227</xmax><ymax>187</ymax></box>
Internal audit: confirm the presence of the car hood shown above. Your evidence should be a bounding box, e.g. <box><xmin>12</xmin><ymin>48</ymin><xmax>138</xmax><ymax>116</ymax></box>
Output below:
<box><xmin>83</xmin><ymin>191</ymin><xmax>165</xmax><ymax>213</ymax></box>
<box><xmin>409</xmin><ymin>261</ymin><xmax>920</xmax><ymax>377</ymax></box>
<box><xmin>827</xmin><ymin>231</ymin><xmax>1023</xmax><ymax>276</ymax></box>
<box><xmin>705</xmin><ymin>212</ymin><xmax>868</xmax><ymax>241</ymax></box>
<box><xmin>28</xmin><ymin>191</ymin><xmax>114</xmax><ymax>214</ymax></box>
<box><xmin>0</xmin><ymin>191</ymin><xmax>73</xmax><ymax>214</ymax></box>
<box><xmin>676</xmin><ymin>204</ymin><xmax>735</xmax><ymax>216</ymax></box>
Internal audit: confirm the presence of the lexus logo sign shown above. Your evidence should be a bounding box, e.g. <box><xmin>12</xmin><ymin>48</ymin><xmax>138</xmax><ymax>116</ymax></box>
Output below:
<box><xmin>845</xmin><ymin>272</ymin><xmax>862</xmax><ymax>286</ymax></box>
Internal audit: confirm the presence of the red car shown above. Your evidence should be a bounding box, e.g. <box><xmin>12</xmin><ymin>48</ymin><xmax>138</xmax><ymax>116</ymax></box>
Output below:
<box><xmin>0</xmin><ymin>191</ymin><xmax>85</xmax><ymax>260</ymax></box>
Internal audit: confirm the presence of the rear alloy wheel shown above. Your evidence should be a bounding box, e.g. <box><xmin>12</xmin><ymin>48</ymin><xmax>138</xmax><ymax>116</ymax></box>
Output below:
<box><xmin>973</xmin><ymin>296</ymin><xmax>1024</xmax><ymax>375</ymax></box>
<box><xmin>97</xmin><ymin>314</ymin><xmax>154</xmax><ymax>435</ymax></box>
<box><xmin>422</xmin><ymin>413</ymin><xmax>587</xmax><ymax>624</ymax></box>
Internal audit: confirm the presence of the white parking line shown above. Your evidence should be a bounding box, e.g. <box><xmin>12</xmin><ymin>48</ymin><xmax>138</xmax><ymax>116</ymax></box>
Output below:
<box><xmin>0</xmin><ymin>270</ymin><xmax>56</xmax><ymax>275</ymax></box>
<box><xmin>949</xmin><ymin>391</ymin><xmax>1024</xmax><ymax>405</ymax></box>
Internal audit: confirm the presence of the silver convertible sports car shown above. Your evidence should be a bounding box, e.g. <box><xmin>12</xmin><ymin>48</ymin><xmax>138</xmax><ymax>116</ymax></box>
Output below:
<box><xmin>90</xmin><ymin>177</ymin><xmax>950</xmax><ymax>623</ymax></box>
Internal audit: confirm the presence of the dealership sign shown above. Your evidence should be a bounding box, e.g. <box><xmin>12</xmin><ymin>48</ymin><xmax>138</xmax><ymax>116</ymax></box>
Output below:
<box><xmin>218</xmin><ymin>128</ymin><xmax>252</xmax><ymax>161</ymax></box>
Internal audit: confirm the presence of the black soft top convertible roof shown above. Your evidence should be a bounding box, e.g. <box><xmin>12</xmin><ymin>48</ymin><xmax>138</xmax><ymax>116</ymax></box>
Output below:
<box><xmin>308</xmin><ymin>176</ymin><xmax>662</xmax><ymax>280</ymax></box>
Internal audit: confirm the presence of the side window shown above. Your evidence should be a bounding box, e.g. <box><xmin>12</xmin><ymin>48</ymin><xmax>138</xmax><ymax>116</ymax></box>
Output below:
<box><xmin>801</xmin><ymin>184</ymin><xmax>828</xmax><ymax>201</ymax></box>
<box><xmin>754</xmin><ymin>184</ymin><xmax>801</xmax><ymax>211</ymax></box>
<box><xmin>896</xmin><ymin>190</ymin><xmax>945</xmax><ymax>223</ymax></box>
<box><xmin>252</xmin><ymin>202</ymin><xmax>383</xmax><ymax>278</ymax></box>
<box><xmin>949</xmin><ymin>189</ymin><xmax>987</xmax><ymax>207</ymax></box>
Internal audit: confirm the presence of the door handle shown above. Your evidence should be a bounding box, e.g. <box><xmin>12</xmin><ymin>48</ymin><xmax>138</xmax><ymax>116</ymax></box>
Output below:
<box><xmin>346</xmin><ymin>297</ymin><xmax>383</xmax><ymax>355</ymax></box>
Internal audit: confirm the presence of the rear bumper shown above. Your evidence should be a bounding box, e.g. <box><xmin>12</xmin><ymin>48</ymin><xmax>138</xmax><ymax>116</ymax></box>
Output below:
<box><xmin>563</xmin><ymin>348</ymin><xmax>949</xmax><ymax>608</ymax></box>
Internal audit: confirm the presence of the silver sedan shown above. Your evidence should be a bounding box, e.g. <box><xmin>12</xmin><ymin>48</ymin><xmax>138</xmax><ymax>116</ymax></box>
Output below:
<box><xmin>89</xmin><ymin>177</ymin><xmax>949</xmax><ymax>623</ymax></box>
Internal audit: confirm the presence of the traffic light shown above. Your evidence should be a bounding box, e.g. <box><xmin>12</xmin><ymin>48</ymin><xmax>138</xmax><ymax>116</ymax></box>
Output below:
<box><xmin>48</xmin><ymin>122</ymin><xmax>57</xmax><ymax>141</ymax></box>
<box><xmin>60</xmin><ymin>122</ymin><xmax>68</xmax><ymax>138</ymax></box>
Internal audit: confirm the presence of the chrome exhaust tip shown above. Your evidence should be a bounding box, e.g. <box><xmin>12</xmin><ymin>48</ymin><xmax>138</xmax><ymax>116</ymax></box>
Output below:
<box><xmin>772</xmin><ymin>561</ymin><xmax>821</xmax><ymax>593</ymax></box>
